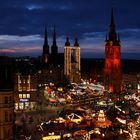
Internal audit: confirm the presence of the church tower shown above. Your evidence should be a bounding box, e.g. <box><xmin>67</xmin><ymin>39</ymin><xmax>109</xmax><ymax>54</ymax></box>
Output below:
<box><xmin>51</xmin><ymin>26</ymin><xmax>58</xmax><ymax>55</ymax></box>
<box><xmin>64</xmin><ymin>37</ymin><xmax>71</xmax><ymax>77</ymax></box>
<box><xmin>73</xmin><ymin>38</ymin><xmax>81</xmax><ymax>82</ymax></box>
<box><xmin>64</xmin><ymin>38</ymin><xmax>81</xmax><ymax>83</ymax></box>
<box><xmin>104</xmin><ymin>9</ymin><xmax>122</xmax><ymax>93</ymax></box>
<box><xmin>42</xmin><ymin>26</ymin><xmax>49</xmax><ymax>64</ymax></box>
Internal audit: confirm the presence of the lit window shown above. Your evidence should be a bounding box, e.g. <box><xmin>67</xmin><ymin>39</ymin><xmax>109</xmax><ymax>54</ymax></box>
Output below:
<box><xmin>27</xmin><ymin>94</ymin><xmax>30</xmax><ymax>98</ymax></box>
<box><xmin>25</xmin><ymin>102</ymin><xmax>29</xmax><ymax>109</ymax></box>
<box><xmin>19</xmin><ymin>102</ymin><xmax>24</xmax><ymax>110</ymax></box>
<box><xmin>138</xmin><ymin>84</ymin><xmax>140</xmax><ymax>90</ymax></box>
<box><xmin>23</xmin><ymin>94</ymin><xmax>26</xmax><ymax>98</ymax></box>
<box><xmin>19</xmin><ymin>94</ymin><xmax>22</xmax><ymax>98</ymax></box>
<box><xmin>15</xmin><ymin>103</ymin><xmax>18</xmax><ymax>110</ymax></box>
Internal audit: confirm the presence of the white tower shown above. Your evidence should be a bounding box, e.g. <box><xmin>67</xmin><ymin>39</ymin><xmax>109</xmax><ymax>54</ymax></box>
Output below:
<box><xmin>64</xmin><ymin>38</ymin><xmax>81</xmax><ymax>83</ymax></box>
<box><xmin>64</xmin><ymin>37</ymin><xmax>71</xmax><ymax>76</ymax></box>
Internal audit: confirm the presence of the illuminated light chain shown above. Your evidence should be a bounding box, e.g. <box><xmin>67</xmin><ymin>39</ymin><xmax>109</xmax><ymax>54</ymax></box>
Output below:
<box><xmin>128</xmin><ymin>116</ymin><xmax>140</xmax><ymax>140</ymax></box>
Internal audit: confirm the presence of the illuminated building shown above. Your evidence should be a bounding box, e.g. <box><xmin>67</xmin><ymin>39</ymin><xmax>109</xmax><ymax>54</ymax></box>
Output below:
<box><xmin>14</xmin><ymin>73</ymin><xmax>37</xmax><ymax>110</ymax></box>
<box><xmin>64</xmin><ymin>37</ymin><xmax>81</xmax><ymax>83</ymax></box>
<box><xmin>104</xmin><ymin>9</ymin><xmax>122</xmax><ymax>93</ymax></box>
<box><xmin>0</xmin><ymin>56</ymin><xmax>14</xmax><ymax>140</ymax></box>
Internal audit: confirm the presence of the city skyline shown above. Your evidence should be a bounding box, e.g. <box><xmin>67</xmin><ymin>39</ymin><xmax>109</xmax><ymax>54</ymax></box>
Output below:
<box><xmin>0</xmin><ymin>0</ymin><xmax>140</xmax><ymax>59</ymax></box>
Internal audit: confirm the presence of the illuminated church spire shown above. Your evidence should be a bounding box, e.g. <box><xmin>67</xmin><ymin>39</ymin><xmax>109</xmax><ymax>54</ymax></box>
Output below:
<box><xmin>51</xmin><ymin>26</ymin><xmax>58</xmax><ymax>55</ymax></box>
<box><xmin>104</xmin><ymin>8</ymin><xmax>122</xmax><ymax>93</ymax></box>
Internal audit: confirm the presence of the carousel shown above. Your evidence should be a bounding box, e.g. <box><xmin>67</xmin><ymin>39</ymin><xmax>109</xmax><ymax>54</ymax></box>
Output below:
<box><xmin>95</xmin><ymin>110</ymin><xmax>112</xmax><ymax>128</ymax></box>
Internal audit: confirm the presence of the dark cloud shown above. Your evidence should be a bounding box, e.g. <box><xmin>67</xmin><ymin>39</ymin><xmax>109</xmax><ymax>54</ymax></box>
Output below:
<box><xmin>0</xmin><ymin>0</ymin><xmax>139</xmax><ymax>59</ymax></box>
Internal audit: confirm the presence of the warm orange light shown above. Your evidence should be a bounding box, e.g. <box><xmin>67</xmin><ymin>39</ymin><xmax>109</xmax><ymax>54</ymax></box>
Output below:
<box><xmin>109</xmin><ymin>85</ymin><xmax>114</xmax><ymax>92</ymax></box>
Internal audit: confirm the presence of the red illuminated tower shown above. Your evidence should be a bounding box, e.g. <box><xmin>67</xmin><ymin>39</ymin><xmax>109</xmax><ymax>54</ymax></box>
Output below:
<box><xmin>104</xmin><ymin>9</ymin><xmax>122</xmax><ymax>93</ymax></box>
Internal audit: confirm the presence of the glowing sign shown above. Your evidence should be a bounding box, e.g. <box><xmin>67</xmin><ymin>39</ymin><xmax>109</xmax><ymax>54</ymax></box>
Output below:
<box><xmin>20</xmin><ymin>99</ymin><xmax>29</xmax><ymax>102</ymax></box>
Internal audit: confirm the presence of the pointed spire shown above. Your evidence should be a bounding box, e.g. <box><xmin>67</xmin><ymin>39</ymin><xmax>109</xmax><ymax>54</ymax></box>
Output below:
<box><xmin>110</xmin><ymin>8</ymin><xmax>115</xmax><ymax>27</ymax></box>
<box><xmin>44</xmin><ymin>25</ymin><xmax>49</xmax><ymax>45</ymax></box>
<box><xmin>43</xmin><ymin>24</ymin><xmax>49</xmax><ymax>55</ymax></box>
<box><xmin>74</xmin><ymin>38</ymin><xmax>79</xmax><ymax>47</ymax></box>
<box><xmin>65</xmin><ymin>37</ymin><xmax>70</xmax><ymax>46</ymax></box>
<box><xmin>52</xmin><ymin>25</ymin><xmax>56</xmax><ymax>46</ymax></box>
<box><xmin>51</xmin><ymin>25</ymin><xmax>58</xmax><ymax>55</ymax></box>
<box><xmin>109</xmin><ymin>8</ymin><xmax>117</xmax><ymax>41</ymax></box>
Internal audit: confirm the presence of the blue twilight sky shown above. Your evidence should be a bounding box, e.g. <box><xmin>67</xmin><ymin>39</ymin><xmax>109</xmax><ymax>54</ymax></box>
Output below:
<box><xmin>0</xmin><ymin>0</ymin><xmax>140</xmax><ymax>59</ymax></box>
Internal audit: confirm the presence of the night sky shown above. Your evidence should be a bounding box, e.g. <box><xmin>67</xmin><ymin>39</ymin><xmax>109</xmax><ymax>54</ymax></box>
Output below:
<box><xmin>0</xmin><ymin>0</ymin><xmax>140</xmax><ymax>59</ymax></box>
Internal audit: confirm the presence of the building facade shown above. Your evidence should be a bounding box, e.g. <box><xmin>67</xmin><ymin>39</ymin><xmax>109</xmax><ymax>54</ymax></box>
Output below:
<box><xmin>104</xmin><ymin>9</ymin><xmax>122</xmax><ymax>93</ymax></box>
<box><xmin>64</xmin><ymin>38</ymin><xmax>81</xmax><ymax>83</ymax></box>
<box><xmin>14</xmin><ymin>73</ymin><xmax>38</xmax><ymax>111</ymax></box>
<box><xmin>0</xmin><ymin>91</ymin><xmax>14</xmax><ymax>140</ymax></box>
<box><xmin>0</xmin><ymin>56</ymin><xmax>14</xmax><ymax>140</ymax></box>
